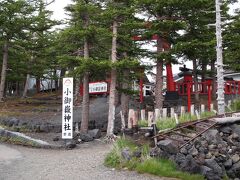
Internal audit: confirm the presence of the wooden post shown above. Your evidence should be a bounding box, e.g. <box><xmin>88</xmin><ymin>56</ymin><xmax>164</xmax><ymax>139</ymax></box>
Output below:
<box><xmin>148</xmin><ymin>111</ymin><xmax>154</xmax><ymax>127</ymax></box>
<box><xmin>120</xmin><ymin>111</ymin><xmax>125</xmax><ymax>130</ymax></box>
<box><xmin>128</xmin><ymin>109</ymin><xmax>135</xmax><ymax>129</ymax></box>
<box><xmin>132</xmin><ymin>111</ymin><xmax>138</xmax><ymax>127</ymax></box>
<box><xmin>195</xmin><ymin>110</ymin><xmax>200</xmax><ymax>120</ymax></box>
<box><xmin>170</xmin><ymin>108</ymin><xmax>175</xmax><ymax>118</ymax></box>
<box><xmin>155</xmin><ymin>109</ymin><xmax>161</xmax><ymax>121</ymax></box>
<box><xmin>180</xmin><ymin>106</ymin><xmax>185</xmax><ymax>116</ymax></box>
<box><xmin>162</xmin><ymin>108</ymin><xmax>167</xmax><ymax>118</ymax></box>
<box><xmin>201</xmin><ymin>104</ymin><xmax>205</xmax><ymax>113</ymax></box>
<box><xmin>140</xmin><ymin>109</ymin><xmax>146</xmax><ymax>120</ymax></box>
<box><xmin>228</xmin><ymin>100</ymin><xmax>232</xmax><ymax>108</ymax></box>
<box><xmin>210</xmin><ymin>103</ymin><xmax>214</xmax><ymax>112</ymax></box>
<box><xmin>191</xmin><ymin>105</ymin><xmax>195</xmax><ymax>116</ymax></box>
<box><xmin>75</xmin><ymin>122</ymin><xmax>79</xmax><ymax>133</ymax></box>
<box><xmin>174</xmin><ymin>113</ymin><xmax>179</xmax><ymax>125</ymax></box>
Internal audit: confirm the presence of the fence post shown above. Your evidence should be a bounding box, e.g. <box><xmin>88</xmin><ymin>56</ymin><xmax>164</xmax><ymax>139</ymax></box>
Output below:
<box><xmin>140</xmin><ymin>109</ymin><xmax>146</xmax><ymax>120</ymax></box>
<box><xmin>191</xmin><ymin>105</ymin><xmax>195</xmax><ymax>116</ymax></box>
<box><xmin>162</xmin><ymin>108</ymin><xmax>167</xmax><ymax>118</ymax></box>
<box><xmin>148</xmin><ymin>111</ymin><xmax>154</xmax><ymax>127</ymax></box>
<box><xmin>180</xmin><ymin>106</ymin><xmax>185</xmax><ymax>116</ymax></box>
<box><xmin>170</xmin><ymin>108</ymin><xmax>175</xmax><ymax>118</ymax></box>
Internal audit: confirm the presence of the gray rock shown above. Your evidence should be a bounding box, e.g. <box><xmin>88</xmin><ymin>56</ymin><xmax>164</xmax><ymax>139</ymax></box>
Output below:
<box><xmin>53</xmin><ymin>136</ymin><xmax>60</xmax><ymax>141</ymax></box>
<box><xmin>232</xmin><ymin>154</ymin><xmax>240</xmax><ymax>163</ymax></box>
<box><xmin>206</xmin><ymin>152</ymin><xmax>213</xmax><ymax>159</ymax></box>
<box><xmin>65</xmin><ymin>140</ymin><xmax>77</xmax><ymax>149</ymax></box>
<box><xmin>6</xmin><ymin>117</ymin><xmax>19</xmax><ymax>127</ymax></box>
<box><xmin>179</xmin><ymin>154</ymin><xmax>201</xmax><ymax>173</ymax></box>
<box><xmin>149</xmin><ymin>147</ymin><xmax>162</xmax><ymax>157</ymax></box>
<box><xmin>180</xmin><ymin>147</ymin><xmax>188</xmax><ymax>155</ymax></box>
<box><xmin>157</xmin><ymin>140</ymin><xmax>178</xmax><ymax>155</ymax></box>
<box><xmin>122</xmin><ymin>148</ymin><xmax>131</xmax><ymax>161</ymax></box>
<box><xmin>40</xmin><ymin>124</ymin><xmax>50</xmax><ymax>133</ymax></box>
<box><xmin>189</xmin><ymin>146</ymin><xmax>198</xmax><ymax>156</ymax></box>
<box><xmin>175</xmin><ymin>153</ymin><xmax>186</xmax><ymax>165</ymax></box>
<box><xmin>132</xmin><ymin>149</ymin><xmax>141</xmax><ymax>158</ymax></box>
<box><xmin>195</xmin><ymin>153</ymin><xmax>205</xmax><ymax>165</ymax></box>
<box><xmin>224</xmin><ymin>159</ymin><xmax>233</xmax><ymax>169</ymax></box>
<box><xmin>209</xmin><ymin>144</ymin><xmax>217</xmax><ymax>150</ymax></box>
<box><xmin>231</xmin><ymin>124</ymin><xmax>240</xmax><ymax>137</ymax></box>
<box><xmin>232</xmin><ymin>133</ymin><xmax>239</xmax><ymax>139</ymax></box>
<box><xmin>220</xmin><ymin>126</ymin><xmax>232</xmax><ymax>134</ymax></box>
<box><xmin>203</xmin><ymin>129</ymin><xmax>220</xmax><ymax>144</ymax></box>
<box><xmin>79</xmin><ymin>133</ymin><xmax>94</xmax><ymax>142</ymax></box>
<box><xmin>231</xmin><ymin>161</ymin><xmax>240</xmax><ymax>177</ymax></box>
<box><xmin>88</xmin><ymin>129</ymin><xmax>101</xmax><ymax>139</ymax></box>
<box><xmin>200</xmin><ymin>165</ymin><xmax>212</xmax><ymax>176</ymax></box>
<box><xmin>205</xmin><ymin>158</ymin><xmax>223</xmax><ymax>176</ymax></box>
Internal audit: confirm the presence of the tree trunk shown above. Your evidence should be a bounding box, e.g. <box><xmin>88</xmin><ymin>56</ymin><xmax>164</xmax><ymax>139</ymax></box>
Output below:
<box><xmin>193</xmin><ymin>59</ymin><xmax>199</xmax><ymax>102</ymax></box>
<box><xmin>0</xmin><ymin>42</ymin><xmax>9</xmax><ymax>101</ymax></box>
<box><xmin>155</xmin><ymin>38</ymin><xmax>164</xmax><ymax>110</ymax></box>
<box><xmin>107</xmin><ymin>20</ymin><xmax>118</xmax><ymax>137</ymax></box>
<box><xmin>22</xmin><ymin>74</ymin><xmax>30</xmax><ymax>98</ymax></box>
<box><xmin>36</xmin><ymin>78</ymin><xmax>41</xmax><ymax>93</ymax></box>
<box><xmin>120</xmin><ymin>69</ymin><xmax>130</xmax><ymax>128</ymax></box>
<box><xmin>201</xmin><ymin>61</ymin><xmax>207</xmax><ymax>93</ymax></box>
<box><xmin>59</xmin><ymin>69</ymin><xmax>66</xmax><ymax>91</ymax></box>
<box><xmin>80</xmin><ymin>73</ymin><xmax>89</xmax><ymax>133</ymax></box>
<box><xmin>80</xmin><ymin>14</ymin><xmax>90</xmax><ymax>133</ymax></box>
<box><xmin>211</xmin><ymin>60</ymin><xmax>217</xmax><ymax>99</ymax></box>
<box><xmin>74</xmin><ymin>77</ymin><xmax>82</xmax><ymax>105</ymax></box>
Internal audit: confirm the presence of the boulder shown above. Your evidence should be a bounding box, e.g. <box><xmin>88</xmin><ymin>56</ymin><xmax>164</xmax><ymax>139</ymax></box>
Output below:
<box><xmin>180</xmin><ymin>147</ymin><xmax>188</xmax><ymax>155</ymax></box>
<box><xmin>231</xmin><ymin>124</ymin><xmax>240</xmax><ymax>137</ymax></box>
<box><xmin>205</xmin><ymin>158</ymin><xmax>223</xmax><ymax>177</ymax></box>
<box><xmin>200</xmin><ymin>165</ymin><xmax>212</xmax><ymax>176</ymax></box>
<box><xmin>232</xmin><ymin>154</ymin><xmax>240</xmax><ymax>163</ymax></box>
<box><xmin>122</xmin><ymin>148</ymin><xmax>131</xmax><ymax>161</ymax></box>
<box><xmin>175</xmin><ymin>153</ymin><xmax>186</xmax><ymax>165</ymax></box>
<box><xmin>189</xmin><ymin>146</ymin><xmax>198</xmax><ymax>156</ymax></box>
<box><xmin>132</xmin><ymin>149</ymin><xmax>142</xmax><ymax>158</ymax></box>
<box><xmin>53</xmin><ymin>136</ymin><xmax>60</xmax><ymax>141</ymax></box>
<box><xmin>179</xmin><ymin>154</ymin><xmax>201</xmax><ymax>173</ymax></box>
<box><xmin>149</xmin><ymin>147</ymin><xmax>162</xmax><ymax>157</ymax></box>
<box><xmin>79</xmin><ymin>133</ymin><xmax>94</xmax><ymax>142</ymax></box>
<box><xmin>88</xmin><ymin>129</ymin><xmax>101</xmax><ymax>139</ymax></box>
<box><xmin>157</xmin><ymin>139</ymin><xmax>178</xmax><ymax>155</ymax></box>
<box><xmin>65</xmin><ymin>140</ymin><xmax>77</xmax><ymax>149</ymax></box>
<box><xmin>219</xmin><ymin>126</ymin><xmax>232</xmax><ymax>134</ymax></box>
<box><xmin>224</xmin><ymin>159</ymin><xmax>233</xmax><ymax>169</ymax></box>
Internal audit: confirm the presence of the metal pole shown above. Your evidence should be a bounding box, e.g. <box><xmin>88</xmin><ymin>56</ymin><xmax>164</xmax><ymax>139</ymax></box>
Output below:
<box><xmin>215</xmin><ymin>0</ymin><xmax>225</xmax><ymax>115</ymax></box>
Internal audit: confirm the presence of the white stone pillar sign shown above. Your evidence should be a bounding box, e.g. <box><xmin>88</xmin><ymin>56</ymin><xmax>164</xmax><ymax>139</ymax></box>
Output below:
<box><xmin>62</xmin><ymin>78</ymin><xmax>73</xmax><ymax>139</ymax></box>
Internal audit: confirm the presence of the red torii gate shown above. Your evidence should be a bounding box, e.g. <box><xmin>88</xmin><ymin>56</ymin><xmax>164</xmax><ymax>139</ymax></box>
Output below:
<box><xmin>132</xmin><ymin>34</ymin><xmax>176</xmax><ymax>103</ymax></box>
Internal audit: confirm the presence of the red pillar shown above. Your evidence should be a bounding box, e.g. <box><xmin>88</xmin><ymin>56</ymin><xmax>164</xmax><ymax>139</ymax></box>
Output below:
<box><xmin>166</xmin><ymin>63</ymin><xmax>176</xmax><ymax>91</ymax></box>
<box><xmin>140</xmin><ymin>78</ymin><xmax>143</xmax><ymax>103</ymax></box>
<box><xmin>206</xmin><ymin>79</ymin><xmax>212</xmax><ymax>111</ymax></box>
<box><xmin>187</xmin><ymin>83</ymin><xmax>191</xmax><ymax>112</ymax></box>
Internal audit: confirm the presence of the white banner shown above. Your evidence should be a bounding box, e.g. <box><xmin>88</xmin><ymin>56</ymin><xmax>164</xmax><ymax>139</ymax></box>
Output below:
<box><xmin>89</xmin><ymin>82</ymin><xmax>108</xmax><ymax>93</ymax></box>
<box><xmin>62</xmin><ymin>78</ymin><xmax>73</xmax><ymax>139</ymax></box>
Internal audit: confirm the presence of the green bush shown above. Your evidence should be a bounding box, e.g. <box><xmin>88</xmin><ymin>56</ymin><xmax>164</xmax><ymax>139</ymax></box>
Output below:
<box><xmin>136</xmin><ymin>158</ymin><xmax>204</xmax><ymax>180</ymax></box>
<box><xmin>104</xmin><ymin>138</ymin><xmax>204</xmax><ymax>180</ymax></box>
<box><xmin>230</xmin><ymin>99</ymin><xmax>240</xmax><ymax>111</ymax></box>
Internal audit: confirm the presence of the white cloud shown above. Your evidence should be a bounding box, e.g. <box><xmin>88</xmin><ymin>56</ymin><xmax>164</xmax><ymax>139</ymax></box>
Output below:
<box><xmin>47</xmin><ymin>0</ymin><xmax>72</xmax><ymax>21</ymax></box>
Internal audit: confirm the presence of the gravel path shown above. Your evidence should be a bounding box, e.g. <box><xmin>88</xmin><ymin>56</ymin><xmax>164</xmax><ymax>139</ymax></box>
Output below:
<box><xmin>0</xmin><ymin>142</ymin><xmax>176</xmax><ymax>180</ymax></box>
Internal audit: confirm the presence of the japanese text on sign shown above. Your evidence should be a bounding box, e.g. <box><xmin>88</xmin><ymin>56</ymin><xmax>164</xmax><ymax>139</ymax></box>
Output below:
<box><xmin>62</xmin><ymin>78</ymin><xmax>73</xmax><ymax>139</ymax></box>
<box><xmin>89</xmin><ymin>82</ymin><xmax>108</xmax><ymax>94</ymax></box>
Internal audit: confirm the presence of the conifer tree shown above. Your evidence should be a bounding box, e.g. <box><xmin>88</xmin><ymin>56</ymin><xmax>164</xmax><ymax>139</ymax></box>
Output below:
<box><xmin>0</xmin><ymin>0</ymin><xmax>35</xmax><ymax>101</ymax></box>
<box><xmin>136</xmin><ymin>0</ymin><xmax>186</xmax><ymax>110</ymax></box>
<box><xmin>65</xmin><ymin>0</ymin><xmax>107</xmax><ymax>133</ymax></box>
